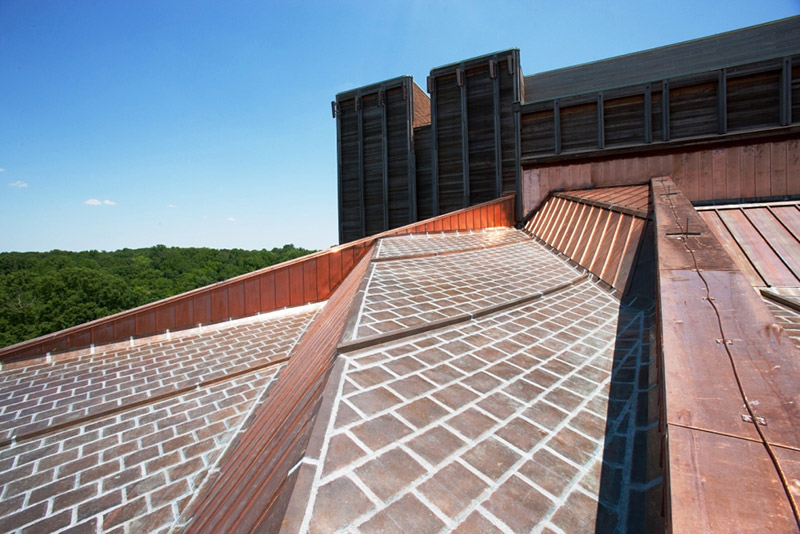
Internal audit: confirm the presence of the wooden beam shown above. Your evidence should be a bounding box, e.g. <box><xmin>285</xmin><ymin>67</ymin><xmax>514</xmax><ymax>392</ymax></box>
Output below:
<box><xmin>662</xmin><ymin>80</ymin><xmax>670</xmax><ymax>142</ymax></box>
<box><xmin>460</xmin><ymin>64</ymin><xmax>470</xmax><ymax>208</ymax></box>
<box><xmin>357</xmin><ymin>91</ymin><xmax>366</xmax><ymax>237</ymax></box>
<box><xmin>554</xmin><ymin>99</ymin><xmax>561</xmax><ymax>155</ymax></box>
<box><xmin>597</xmin><ymin>93</ymin><xmax>605</xmax><ymax>149</ymax></box>
<box><xmin>718</xmin><ymin>69</ymin><xmax>727</xmax><ymax>135</ymax></box>
<box><xmin>644</xmin><ymin>83</ymin><xmax>652</xmax><ymax>144</ymax></box>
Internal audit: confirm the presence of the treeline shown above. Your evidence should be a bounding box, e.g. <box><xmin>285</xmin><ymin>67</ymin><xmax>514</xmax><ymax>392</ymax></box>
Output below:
<box><xmin>0</xmin><ymin>244</ymin><xmax>314</xmax><ymax>348</ymax></box>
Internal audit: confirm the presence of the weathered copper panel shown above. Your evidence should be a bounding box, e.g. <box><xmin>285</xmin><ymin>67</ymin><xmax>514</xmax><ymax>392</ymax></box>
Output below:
<box><xmin>755</xmin><ymin>143</ymin><xmax>771</xmax><ymax>197</ymax></box>
<box><xmin>273</xmin><ymin>268</ymin><xmax>290</xmax><ymax>309</ymax></box>
<box><xmin>315</xmin><ymin>254</ymin><xmax>331</xmax><ymax>301</ymax></box>
<box><xmin>228</xmin><ymin>282</ymin><xmax>246</xmax><ymax>319</ymax></box>
<box><xmin>91</xmin><ymin>322</ymin><xmax>115</xmax><ymax>346</ymax></box>
<box><xmin>183</xmin><ymin>246</ymin><xmax>374</xmax><ymax>534</ymax></box>
<box><xmin>135</xmin><ymin>310</ymin><xmax>157</xmax><ymax>337</ymax></box>
<box><xmin>465</xmin><ymin>209</ymin><xmax>474</xmax><ymax>230</ymax></box>
<box><xmin>211</xmin><ymin>287</ymin><xmax>229</xmax><ymax>323</ymax></box>
<box><xmin>697</xmin><ymin>149</ymin><xmax>713</xmax><ymax>200</ymax></box>
<box><xmin>193</xmin><ymin>292</ymin><xmax>212</xmax><ymax>325</ymax></box>
<box><xmin>543</xmin><ymin>197</ymin><xmax>567</xmax><ymax>243</ymax></box>
<box><xmin>44</xmin><ymin>336</ymin><xmax>68</xmax><ymax>354</ymax></box>
<box><xmin>156</xmin><ymin>304</ymin><xmax>175</xmax><ymax>331</ymax></box>
<box><xmin>744</xmin><ymin>208</ymin><xmax>800</xmax><ymax>281</ymax></box>
<box><xmin>114</xmin><ymin>316</ymin><xmax>136</xmax><ymax>340</ymax></box>
<box><xmin>551</xmin><ymin>200</ymin><xmax>578</xmax><ymax>251</ymax></box>
<box><xmin>700</xmin><ymin>211</ymin><xmax>766</xmax><ymax>287</ymax></box>
<box><xmin>260</xmin><ymin>271</ymin><xmax>277</xmax><ymax>312</ymax></box>
<box><xmin>789</xmin><ymin>139</ymin><xmax>800</xmax><ymax>195</ymax></box>
<box><xmin>712</xmin><ymin>148</ymin><xmax>727</xmax><ymax>199</ymax></box>
<box><xmin>302</xmin><ymin>259</ymin><xmax>317</xmax><ymax>304</ymax></box>
<box><xmin>591</xmin><ymin>211</ymin><xmax>621</xmax><ymax>276</ymax></box>
<box><xmin>771</xmin><ymin>140</ymin><xmax>788</xmax><ymax>197</ymax></box>
<box><xmin>174</xmin><ymin>298</ymin><xmax>193</xmax><ymax>329</ymax></box>
<box><xmin>772</xmin><ymin>205</ymin><xmax>800</xmax><ymax>240</ymax></box>
<box><xmin>458</xmin><ymin>210</ymin><xmax>467</xmax><ymax>230</ymax></box>
<box><xmin>441</xmin><ymin>214</ymin><xmax>451</xmax><ymax>231</ymax></box>
<box><xmin>575</xmin><ymin>206</ymin><xmax>603</xmax><ymax>266</ymax></box>
<box><xmin>614</xmin><ymin>217</ymin><xmax>645</xmax><ymax>289</ymax></box>
<box><xmin>288</xmin><ymin>263</ymin><xmax>304</xmax><ymax>308</ymax></box>
<box><xmin>660</xmin><ymin>270</ymin><xmax>772</xmax><ymax>441</ymax></box>
<box><xmin>66</xmin><ymin>330</ymin><xmax>91</xmax><ymax>350</ymax></box>
<box><xmin>740</xmin><ymin>144</ymin><xmax>757</xmax><ymax>198</ymax></box>
<box><xmin>244</xmin><ymin>278</ymin><xmax>260</xmax><ymax>316</ymax></box>
<box><xmin>341</xmin><ymin>247</ymin><xmax>355</xmax><ymax>273</ymax></box>
<box><xmin>718</xmin><ymin>209</ymin><xmax>797</xmax><ymax>286</ymax></box>
<box><xmin>668</xmin><ymin>426</ymin><xmax>798</xmax><ymax>534</ymax></box>
<box><xmin>725</xmin><ymin>145</ymin><xmax>742</xmax><ymax>199</ymax></box>
<box><xmin>581</xmin><ymin>209</ymin><xmax>610</xmax><ymax>268</ymax></box>
<box><xmin>562</xmin><ymin>204</ymin><xmax>588</xmax><ymax>258</ymax></box>
<box><xmin>602</xmin><ymin>213</ymin><xmax>632</xmax><ymax>284</ymax></box>
<box><xmin>327</xmin><ymin>252</ymin><xmax>341</xmax><ymax>294</ymax></box>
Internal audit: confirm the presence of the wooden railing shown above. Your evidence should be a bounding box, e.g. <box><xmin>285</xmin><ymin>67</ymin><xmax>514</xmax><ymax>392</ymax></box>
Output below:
<box><xmin>0</xmin><ymin>194</ymin><xmax>515</xmax><ymax>365</ymax></box>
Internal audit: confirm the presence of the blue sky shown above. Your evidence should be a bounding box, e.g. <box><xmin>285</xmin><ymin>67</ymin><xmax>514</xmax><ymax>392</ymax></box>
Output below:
<box><xmin>1</xmin><ymin>1</ymin><xmax>798</xmax><ymax>252</ymax></box>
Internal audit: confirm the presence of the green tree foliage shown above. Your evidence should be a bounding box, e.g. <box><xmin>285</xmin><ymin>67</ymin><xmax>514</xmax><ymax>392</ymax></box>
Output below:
<box><xmin>0</xmin><ymin>244</ymin><xmax>314</xmax><ymax>348</ymax></box>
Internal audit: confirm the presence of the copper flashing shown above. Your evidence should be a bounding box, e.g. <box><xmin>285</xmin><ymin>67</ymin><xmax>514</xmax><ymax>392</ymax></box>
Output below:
<box><xmin>652</xmin><ymin>177</ymin><xmax>800</xmax><ymax>532</ymax></box>
<box><xmin>524</xmin><ymin>187</ymin><xmax>649</xmax><ymax>291</ymax></box>
<box><xmin>180</xmin><ymin>246</ymin><xmax>375</xmax><ymax>533</ymax></box>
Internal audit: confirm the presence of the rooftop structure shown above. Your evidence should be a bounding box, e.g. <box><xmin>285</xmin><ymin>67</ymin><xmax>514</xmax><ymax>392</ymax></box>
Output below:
<box><xmin>2</xmin><ymin>16</ymin><xmax>800</xmax><ymax>534</ymax></box>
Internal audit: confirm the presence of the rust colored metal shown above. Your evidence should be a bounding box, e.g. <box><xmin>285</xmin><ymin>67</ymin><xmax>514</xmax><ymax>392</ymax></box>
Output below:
<box><xmin>667</xmin><ymin>426</ymin><xmax>799</xmax><ymax>534</ymax></box>
<box><xmin>653</xmin><ymin>176</ymin><xmax>800</xmax><ymax>533</ymax></box>
<box><xmin>698</xmin><ymin>201</ymin><xmax>800</xmax><ymax>288</ymax></box>
<box><xmin>524</xmin><ymin>187</ymin><xmax>648</xmax><ymax>291</ymax></box>
<box><xmin>521</xmin><ymin>138</ymin><xmax>800</xmax><ymax>214</ymax></box>
<box><xmin>0</xmin><ymin>194</ymin><xmax>516</xmax><ymax>367</ymax></box>
<box><xmin>560</xmin><ymin>184</ymin><xmax>650</xmax><ymax>215</ymax></box>
<box><xmin>181</xmin><ymin>245</ymin><xmax>375</xmax><ymax>534</ymax></box>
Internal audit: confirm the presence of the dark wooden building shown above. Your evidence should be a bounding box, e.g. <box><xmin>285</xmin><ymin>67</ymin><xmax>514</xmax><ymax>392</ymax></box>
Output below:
<box><xmin>336</xmin><ymin>16</ymin><xmax>800</xmax><ymax>242</ymax></box>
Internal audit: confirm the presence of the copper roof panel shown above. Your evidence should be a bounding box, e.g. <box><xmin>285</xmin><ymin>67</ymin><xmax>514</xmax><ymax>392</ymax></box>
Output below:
<box><xmin>525</xmin><ymin>188</ymin><xmax>649</xmax><ymax>291</ymax></box>
<box><xmin>0</xmin><ymin>306</ymin><xmax>319</xmax><ymax>533</ymax></box>
<box><xmin>349</xmin><ymin>236</ymin><xmax>581</xmax><ymax>342</ymax></box>
<box><xmin>284</xmin><ymin>278</ymin><xmax>658</xmax><ymax>533</ymax></box>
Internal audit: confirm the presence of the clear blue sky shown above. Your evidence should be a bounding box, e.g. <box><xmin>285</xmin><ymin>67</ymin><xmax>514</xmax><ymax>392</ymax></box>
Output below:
<box><xmin>1</xmin><ymin>1</ymin><xmax>798</xmax><ymax>252</ymax></box>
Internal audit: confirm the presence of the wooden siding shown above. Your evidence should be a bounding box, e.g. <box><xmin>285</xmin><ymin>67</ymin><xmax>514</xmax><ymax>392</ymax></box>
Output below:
<box><xmin>336</xmin><ymin>77</ymin><xmax>421</xmax><ymax>243</ymax></box>
<box><xmin>523</xmin><ymin>16</ymin><xmax>800</xmax><ymax>102</ymax></box>
<box><xmin>524</xmin><ymin>187</ymin><xmax>648</xmax><ymax>291</ymax></box>
<box><xmin>521</xmin><ymin>138</ymin><xmax>800</xmax><ymax>214</ymax></box>
<box><xmin>652</xmin><ymin>177</ymin><xmax>800</xmax><ymax>532</ymax></box>
<box><xmin>520</xmin><ymin>54</ymin><xmax>800</xmax><ymax>162</ymax></box>
<box><xmin>0</xmin><ymin>195</ymin><xmax>516</xmax><ymax>366</ymax></box>
<box><xmin>430</xmin><ymin>49</ymin><xmax>522</xmax><ymax>215</ymax></box>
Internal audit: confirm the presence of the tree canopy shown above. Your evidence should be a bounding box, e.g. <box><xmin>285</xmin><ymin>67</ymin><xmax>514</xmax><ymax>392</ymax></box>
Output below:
<box><xmin>0</xmin><ymin>244</ymin><xmax>314</xmax><ymax>348</ymax></box>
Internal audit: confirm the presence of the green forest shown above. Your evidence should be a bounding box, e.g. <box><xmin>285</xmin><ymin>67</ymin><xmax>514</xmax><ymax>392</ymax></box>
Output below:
<box><xmin>0</xmin><ymin>244</ymin><xmax>314</xmax><ymax>349</ymax></box>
